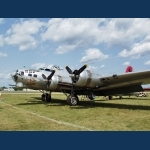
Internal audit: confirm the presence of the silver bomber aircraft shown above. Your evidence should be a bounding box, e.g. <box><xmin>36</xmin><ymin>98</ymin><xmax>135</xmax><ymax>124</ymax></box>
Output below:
<box><xmin>10</xmin><ymin>65</ymin><xmax>150</xmax><ymax>106</ymax></box>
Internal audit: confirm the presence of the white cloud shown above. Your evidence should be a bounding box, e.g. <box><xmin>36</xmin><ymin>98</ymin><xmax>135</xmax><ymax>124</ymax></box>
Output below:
<box><xmin>0</xmin><ymin>73</ymin><xmax>11</xmax><ymax>80</ymax></box>
<box><xmin>100</xmin><ymin>65</ymin><xmax>105</xmax><ymax>68</ymax></box>
<box><xmin>0</xmin><ymin>18</ymin><xmax>4</xmax><ymax>24</ymax></box>
<box><xmin>87</xmin><ymin>65</ymin><xmax>98</xmax><ymax>70</ymax></box>
<box><xmin>118</xmin><ymin>41</ymin><xmax>150</xmax><ymax>58</ymax></box>
<box><xmin>31</xmin><ymin>63</ymin><xmax>46</xmax><ymax>69</ymax></box>
<box><xmin>42</xmin><ymin>18</ymin><xmax>106</xmax><ymax>54</ymax></box>
<box><xmin>123</xmin><ymin>62</ymin><xmax>130</xmax><ymax>65</ymax></box>
<box><xmin>80</xmin><ymin>48</ymin><xmax>109</xmax><ymax>63</ymax></box>
<box><xmin>0</xmin><ymin>35</ymin><xmax>4</xmax><ymax>47</ymax></box>
<box><xmin>55</xmin><ymin>44</ymin><xmax>79</xmax><ymax>54</ymax></box>
<box><xmin>0</xmin><ymin>52</ymin><xmax>7</xmax><ymax>57</ymax></box>
<box><xmin>145</xmin><ymin>60</ymin><xmax>150</xmax><ymax>65</ymax></box>
<box><xmin>31</xmin><ymin>63</ymin><xmax>54</xmax><ymax>70</ymax></box>
<box><xmin>41</xmin><ymin>18</ymin><xmax>150</xmax><ymax>55</ymax></box>
<box><xmin>5</xmin><ymin>19</ymin><xmax>45</xmax><ymax>51</ymax></box>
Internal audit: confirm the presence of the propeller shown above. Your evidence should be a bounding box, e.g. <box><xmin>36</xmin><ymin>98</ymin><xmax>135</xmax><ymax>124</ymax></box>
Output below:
<box><xmin>47</xmin><ymin>70</ymin><xmax>55</xmax><ymax>81</ymax></box>
<box><xmin>65</xmin><ymin>64</ymin><xmax>87</xmax><ymax>82</ymax></box>
<box><xmin>11</xmin><ymin>70</ymin><xmax>19</xmax><ymax>82</ymax></box>
<box><xmin>42</xmin><ymin>70</ymin><xmax>56</xmax><ymax>87</ymax></box>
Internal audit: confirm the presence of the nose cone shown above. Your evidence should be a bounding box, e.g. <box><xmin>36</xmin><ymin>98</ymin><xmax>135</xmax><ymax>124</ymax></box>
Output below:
<box><xmin>11</xmin><ymin>70</ymin><xmax>18</xmax><ymax>82</ymax></box>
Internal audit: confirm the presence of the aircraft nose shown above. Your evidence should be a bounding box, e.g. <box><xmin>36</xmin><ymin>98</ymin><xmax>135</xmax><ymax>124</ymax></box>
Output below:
<box><xmin>11</xmin><ymin>70</ymin><xmax>18</xmax><ymax>82</ymax></box>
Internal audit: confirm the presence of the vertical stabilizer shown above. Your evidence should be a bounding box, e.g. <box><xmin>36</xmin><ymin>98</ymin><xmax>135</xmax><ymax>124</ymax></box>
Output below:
<box><xmin>125</xmin><ymin>66</ymin><xmax>133</xmax><ymax>73</ymax></box>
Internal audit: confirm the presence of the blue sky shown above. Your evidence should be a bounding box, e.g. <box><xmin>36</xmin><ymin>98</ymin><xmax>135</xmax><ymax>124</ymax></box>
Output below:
<box><xmin>0</xmin><ymin>18</ymin><xmax>150</xmax><ymax>87</ymax></box>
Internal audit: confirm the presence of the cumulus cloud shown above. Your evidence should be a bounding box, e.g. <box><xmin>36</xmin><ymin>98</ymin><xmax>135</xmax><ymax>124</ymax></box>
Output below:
<box><xmin>87</xmin><ymin>65</ymin><xmax>98</xmax><ymax>70</ymax></box>
<box><xmin>0</xmin><ymin>18</ymin><xmax>4</xmax><ymax>24</ymax></box>
<box><xmin>0</xmin><ymin>52</ymin><xmax>7</xmax><ymax>57</ymax></box>
<box><xmin>100</xmin><ymin>65</ymin><xmax>105</xmax><ymax>68</ymax></box>
<box><xmin>0</xmin><ymin>35</ymin><xmax>4</xmax><ymax>47</ymax></box>
<box><xmin>5</xmin><ymin>19</ymin><xmax>45</xmax><ymax>51</ymax></box>
<box><xmin>145</xmin><ymin>60</ymin><xmax>150</xmax><ymax>65</ymax></box>
<box><xmin>42</xmin><ymin>18</ymin><xmax>106</xmax><ymax>54</ymax></box>
<box><xmin>41</xmin><ymin>18</ymin><xmax>150</xmax><ymax>55</ymax></box>
<box><xmin>31</xmin><ymin>63</ymin><xmax>54</xmax><ymax>70</ymax></box>
<box><xmin>0</xmin><ymin>73</ymin><xmax>11</xmax><ymax>80</ymax></box>
<box><xmin>118</xmin><ymin>41</ymin><xmax>150</xmax><ymax>58</ymax></box>
<box><xmin>3</xmin><ymin>18</ymin><xmax>150</xmax><ymax>58</ymax></box>
<box><xmin>31</xmin><ymin>63</ymin><xmax>46</xmax><ymax>69</ymax></box>
<box><xmin>55</xmin><ymin>44</ymin><xmax>79</xmax><ymax>54</ymax></box>
<box><xmin>80</xmin><ymin>48</ymin><xmax>109</xmax><ymax>63</ymax></box>
<box><xmin>123</xmin><ymin>62</ymin><xmax>130</xmax><ymax>65</ymax></box>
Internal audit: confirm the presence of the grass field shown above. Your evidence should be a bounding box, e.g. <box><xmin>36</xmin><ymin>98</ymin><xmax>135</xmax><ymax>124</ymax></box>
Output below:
<box><xmin>0</xmin><ymin>92</ymin><xmax>150</xmax><ymax>131</ymax></box>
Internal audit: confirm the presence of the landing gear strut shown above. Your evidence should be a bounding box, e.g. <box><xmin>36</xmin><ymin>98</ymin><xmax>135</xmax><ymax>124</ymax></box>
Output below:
<box><xmin>41</xmin><ymin>93</ymin><xmax>51</xmax><ymax>102</ymax></box>
<box><xmin>67</xmin><ymin>94</ymin><xmax>79</xmax><ymax>106</ymax></box>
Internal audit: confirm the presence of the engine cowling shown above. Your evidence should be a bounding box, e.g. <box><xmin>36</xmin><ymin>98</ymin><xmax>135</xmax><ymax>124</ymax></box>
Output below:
<box><xmin>74</xmin><ymin>70</ymin><xmax>103</xmax><ymax>88</ymax></box>
<box><xmin>47</xmin><ymin>75</ymin><xmax>59</xmax><ymax>91</ymax></box>
<box><xmin>47</xmin><ymin>75</ymin><xmax>72</xmax><ymax>91</ymax></box>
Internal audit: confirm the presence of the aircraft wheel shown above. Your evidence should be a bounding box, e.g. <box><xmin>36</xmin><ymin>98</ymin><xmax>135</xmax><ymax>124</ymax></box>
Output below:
<box><xmin>87</xmin><ymin>94</ymin><xmax>95</xmax><ymax>100</ymax></box>
<box><xmin>119</xmin><ymin>96</ymin><xmax>122</xmax><ymax>99</ymax></box>
<box><xmin>41</xmin><ymin>94</ymin><xmax>46</xmax><ymax>102</ymax></box>
<box><xmin>45</xmin><ymin>93</ymin><xmax>51</xmax><ymax>102</ymax></box>
<box><xmin>67</xmin><ymin>95</ymin><xmax>79</xmax><ymax>106</ymax></box>
<box><xmin>108</xmin><ymin>96</ymin><xmax>112</xmax><ymax>100</ymax></box>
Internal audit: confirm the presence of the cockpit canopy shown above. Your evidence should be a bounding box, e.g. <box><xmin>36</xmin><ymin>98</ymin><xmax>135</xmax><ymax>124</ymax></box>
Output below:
<box><xmin>38</xmin><ymin>65</ymin><xmax>63</xmax><ymax>72</ymax></box>
<box><xmin>38</xmin><ymin>68</ymin><xmax>53</xmax><ymax>72</ymax></box>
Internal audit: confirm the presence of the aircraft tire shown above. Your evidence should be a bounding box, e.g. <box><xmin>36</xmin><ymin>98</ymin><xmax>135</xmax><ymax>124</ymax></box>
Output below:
<box><xmin>41</xmin><ymin>94</ymin><xmax>46</xmax><ymax>102</ymax></box>
<box><xmin>67</xmin><ymin>95</ymin><xmax>79</xmax><ymax>106</ymax></box>
<box><xmin>46</xmin><ymin>93</ymin><xmax>51</xmax><ymax>102</ymax></box>
<box><xmin>108</xmin><ymin>96</ymin><xmax>112</xmax><ymax>100</ymax></box>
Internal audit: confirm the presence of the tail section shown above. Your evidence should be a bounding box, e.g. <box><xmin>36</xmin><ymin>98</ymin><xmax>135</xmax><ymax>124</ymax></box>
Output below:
<box><xmin>125</xmin><ymin>66</ymin><xmax>133</xmax><ymax>73</ymax></box>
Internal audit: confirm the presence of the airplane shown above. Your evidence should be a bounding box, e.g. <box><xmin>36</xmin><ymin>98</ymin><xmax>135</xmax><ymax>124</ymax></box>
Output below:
<box><xmin>10</xmin><ymin>64</ymin><xmax>150</xmax><ymax>106</ymax></box>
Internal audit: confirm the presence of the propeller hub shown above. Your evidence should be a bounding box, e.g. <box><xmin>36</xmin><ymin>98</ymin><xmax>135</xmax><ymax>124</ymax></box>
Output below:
<box><xmin>66</xmin><ymin>64</ymin><xmax>87</xmax><ymax>83</ymax></box>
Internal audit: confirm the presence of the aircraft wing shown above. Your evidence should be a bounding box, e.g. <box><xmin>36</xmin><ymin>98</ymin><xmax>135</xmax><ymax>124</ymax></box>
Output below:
<box><xmin>94</xmin><ymin>70</ymin><xmax>150</xmax><ymax>95</ymax></box>
<box><xmin>99</xmin><ymin>70</ymin><xmax>150</xmax><ymax>89</ymax></box>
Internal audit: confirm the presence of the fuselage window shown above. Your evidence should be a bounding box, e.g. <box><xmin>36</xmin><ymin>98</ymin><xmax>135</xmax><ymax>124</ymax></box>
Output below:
<box><xmin>33</xmin><ymin>74</ymin><xmax>37</xmax><ymax>78</ymax></box>
<box><xmin>21</xmin><ymin>72</ymin><xmax>24</xmax><ymax>76</ymax></box>
<box><xmin>45</xmin><ymin>68</ymin><xmax>52</xmax><ymax>72</ymax></box>
<box><xmin>38</xmin><ymin>68</ymin><xmax>44</xmax><ymax>71</ymax></box>
<box><xmin>28</xmin><ymin>74</ymin><xmax>32</xmax><ymax>77</ymax></box>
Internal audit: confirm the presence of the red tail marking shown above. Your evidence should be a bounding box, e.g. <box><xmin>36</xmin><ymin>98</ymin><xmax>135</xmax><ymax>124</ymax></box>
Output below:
<box><xmin>125</xmin><ymin>66</ymin><xmax>133</xmax><ymax>73</ymax></box>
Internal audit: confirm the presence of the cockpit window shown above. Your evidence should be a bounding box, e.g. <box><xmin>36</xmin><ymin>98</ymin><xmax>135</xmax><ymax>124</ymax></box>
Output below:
<box><xmin>33</xmin><ymin>74</ymin><xmax>37</xmax><ymax>78</ymax></box>
<box><xmin>45</xmin><ymin>68</ymin><xmax>52</xmax><ymax>72</ymax></box>
<box><xmin>25</xmin><ymin>70</ymin><xmax>28</xmax><ymax>73</ymax></box>
<box><xmin>28</xmin><ymin>74</ymin><xmax>32</xmax><ymax>77</ymax></box>
<box><xmin>38</xmin><ymin>68</ymin><xmax>44</xmax><ymax>70</ymax></box>
<box><xmin>21</xmin><ymin>72</ymin><xmax>24</xmax><ymax>76</ymax></box>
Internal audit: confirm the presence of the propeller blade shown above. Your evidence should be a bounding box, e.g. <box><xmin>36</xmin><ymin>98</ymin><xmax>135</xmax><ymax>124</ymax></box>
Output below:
<box><xmin>66</xmin><ymin>66</ymin><xmax>73</xmax><ymax>74</ymax></box>
<box><xmin>42</xmin><ymin>74</ymin><xmax>47</xmax><ymax>80</ymax></box>
<box><xmin>75</xmin><ymin>64</ymin><xmax>87</xmax><ymax>75</ymax></box>
<box><xmin>47</xmin><ymin>70</ymin><xmax>55</xmax><ymax>81</ymax></box>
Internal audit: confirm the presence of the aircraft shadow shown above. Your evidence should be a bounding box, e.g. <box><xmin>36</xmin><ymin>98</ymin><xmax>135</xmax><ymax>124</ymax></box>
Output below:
<box><xmin>16</xmin><ymin>97</ymin><xmax>150</xmax><ymax>111</ymax></box>
<box><xmin>73</xmin><ymin>101</ymin><xmax>150</xmax><ymax>110</ymax></box>
<box><xmin>96</xmin><ymin>97</ymin><xmax>150</xmax><ymax>101</ymax></box>
<box><xmin>17</xmin><ymin>97</ymin><xmax>67</xmax><ymax>106</ymax></box>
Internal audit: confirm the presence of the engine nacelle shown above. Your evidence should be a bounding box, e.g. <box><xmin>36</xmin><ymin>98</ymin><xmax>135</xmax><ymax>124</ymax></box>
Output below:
<box><xmin>74</xmin><ymin>70</ymin><xmax>103</xmax><ymax>88</ymax></box>
<box><xmin>47</xmin><ymin>75</ymin><xmax>72</xmax><ymax>91</ymax></box>
<box><xmin>47</xmin><ymin>75</ymin><xmax>59</xmax><ymax>91</ymax></box>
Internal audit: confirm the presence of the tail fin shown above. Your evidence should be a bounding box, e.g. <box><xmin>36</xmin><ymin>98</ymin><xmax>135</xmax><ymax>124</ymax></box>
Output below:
<box><xmin>125</xmin><ymin>66</ymin><xmax>133</xmax><ymax>73</ymax></box>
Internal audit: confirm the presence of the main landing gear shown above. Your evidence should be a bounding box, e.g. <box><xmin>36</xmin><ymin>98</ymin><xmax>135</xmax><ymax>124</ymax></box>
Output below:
<box><xmin>66</xmin><ymin>94</ymin><xmax>79</xmax><ymax>106</ymax></box>
<box><xmin>41</xmin><ymin>93</ymin><xmax>51</xmax><ymax>102</ymax></box>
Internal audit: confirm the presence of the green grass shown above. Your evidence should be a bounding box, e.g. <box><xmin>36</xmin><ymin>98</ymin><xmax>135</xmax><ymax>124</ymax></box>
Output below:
<box><xmin>0</xmin><ymin>92</ymin><xmax>150</xmax><ymax>130</ymax></box>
